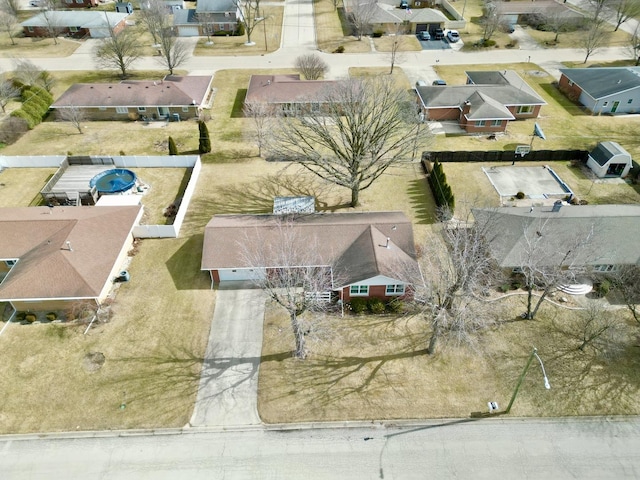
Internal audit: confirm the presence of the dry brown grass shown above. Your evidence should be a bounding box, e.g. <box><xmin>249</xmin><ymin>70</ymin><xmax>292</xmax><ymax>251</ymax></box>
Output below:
<box><xmin>0</xmin><ymin>36</ymin><xmax>80</xmax><ymax>58</ymax></box>
<box><xmin>0</xmin><ymin>168</ymin><xmax>57</xmax><ymax>206</ymax></box>
<box><xmin>192</xmin><ymin>6</ymin><xmax>284</xmax><ymax>56</ymax></box>
<box><xmin>315</xmin><ymin>0</ymin><xmax>371</xmax><ymax>53</ymax></box>
<box><xmin>259</xmin><ymin>296</ymin><xmax>640</xmax><ymax>422</ymax></box>
<box><xmin>526</xmin><ymin>25</ymin><xmax>632</xmax><ymax>50</ymax></box>
<box><xmin>373</xmin><ymin>35</ymin><xmax>421</xmax><ymax>52</ymax></box>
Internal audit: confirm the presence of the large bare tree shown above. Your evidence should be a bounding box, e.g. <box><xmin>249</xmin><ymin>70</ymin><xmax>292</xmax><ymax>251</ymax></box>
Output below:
<box><xmin>241</xmin><ymin>219</ymin><xmax>337</xmax><ymax>359</ymax></box>
<box><xmin>387</xmin><ymin>23</ymin><xmax>407</xmax><ymax>74</ymax></box>
<box><xmin>243</xmin><ymin>100</ymin><xmax>276</xmax><ymax>157</ymax></box>
<box><xmin>402</xmin><ymin>209</ymin><xmax>503</xmax><ymax>355</ymax></box>
<box><xmin>348</xmin><ymin>0</ymin><xmax>376</xmax><ymax>40</ymax></box>
<box><xmin>94</xmin><ymin>24</ymin><xmax>142</xmax><ymax>79</ymax></box>
<box><xmin>58</xmin><ymin>105</ymin><xmax>87</xmax><ymax>134</ymax></box>
<box><xmin>270</xmin><ymin>76</ymin><xmax>431</xmax><ymax>207</ymax></box>
<box><xmin>0</xmin><ymin>11</ymin><xmax>17</xmax><ymax>45</ymax></box>
<box><xmin>481</xmin><ymin>1</ymin><xmax>508</xmax><ymax>43</ymax></box>
<box><xmin>607</xmin><ymin>265</ymin><xmax>640</xmax><ymax>324</ymax></box>
<box><xmin>38</xmin><ymin>3</ymin><xmax>62</xmax><ymax>45</ymax></box>
<box><xmin>579</xmin><ymin>20</ymin><xmax>609</xmax><ymax>63</ymax></box>
<box><xmin>13</xmin><ymin>59</ymin><xmax>55</xmax><ymax>92</ymax></box>
<box><xmin>611</xmin><ymin>0</ymin><xmax>640</xmax><ymax>31</ymax></box>
<box><xmin>294</xmin><ymin>53</ymin><xmax>329</xmax><ymax>80</ymax></box>
<box><xmin>156</xmin><ymin>27</ymin><xmax>189</xmax><ymax>74</ymax></box>
<box><xmin>138</xmin><ymin>0</ymin><xmax>168</xmax><ymax>45</ymax></box>
<box><xmin>233</xmin><ymin>0</ymin><xmax>263</xmax><ymax>45</ymax></box>
<box><xmin>542</xmin><ymin>7</ymin><xmax>580</xmax><ymax>43</ymax></box>
<box><xmin>628</xmin><ymin>24</ymin><xmax>640</xmax><ymax>65</ymax></box>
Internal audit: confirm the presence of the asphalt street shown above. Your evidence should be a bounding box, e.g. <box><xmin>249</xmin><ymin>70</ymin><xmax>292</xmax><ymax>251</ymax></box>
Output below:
<box><xmin>2</xmin><ymin>417</ymin><xmax>640</xmax><ymax>479</ymax></box>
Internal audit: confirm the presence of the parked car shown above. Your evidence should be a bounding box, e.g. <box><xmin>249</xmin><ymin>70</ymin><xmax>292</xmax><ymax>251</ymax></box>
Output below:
<box><xmin>399</xmin><ymin>0</ymin><xmax>408</xmax><ymax>8</ymax></box>
<box><xmin>415</xmin><ymin>80</ymin><xmax>428</xmax><ymax>87</ymax></box>
<box><xmin>447</xmin><ymin>30</ymin><xmax>460</xmax><ymax>42</ymax></box>
<box><xmin>434</xmin><ymin>28</ymin><xmax>444</xmax><ymax>40</ymax></box>
<box><xmin>432</xmin><ymin>79</ymin><xmax>447</xmax><ymax>86</ymax></box>
<box><xmin>418</xmin><ymin>31</ymin><xmax>431</xmax><ymax>41</ymax></box>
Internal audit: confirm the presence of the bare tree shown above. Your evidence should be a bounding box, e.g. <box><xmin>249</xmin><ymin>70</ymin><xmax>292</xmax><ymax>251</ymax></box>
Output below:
<box><xmin>481</xmin><ymin>1</ymin><xmax>508</xmax><ymax>43</ymax></box>
<box><xmin>628</xmin><ymin>24</ymin><xmax>640</xmax><ymax>65</ymax></box>
<box><xmin>13</xmin><ymin>59</ymin><xmax>55</xmax><ymax>92</ymax></box>
<box><xmin>243</xmin><ymin>101</ymin><xmax>276</xmax><ymax>157</ymax></box>
<box><xmin>270</xmin><ymin>76</ymin><xmax>431</xmax><ymax>207</ymax></box>
<box><xmin>611</xmin><ymin>0</ymin><xmax>640</xmax><ymax>31</ymax></box>
<box><xmin>387</xmin><ymin>24</ymin><xmax>407</xmax><ymax>74</ymax></box>
<box><xmin>241</xmin><ymin>219</ymin><xmax>337</xmax><ymax>359</ymax></box>
<box><xmin>579</xmin><ymin>20</ymin><xmax>609</xmax><ymax>63</ymax></box>
<box><xmin>156</xmin><ymin>28</ymin><xmax>189</xmax><ymax>74</ymax></box>
<box><xmin>0</xmin><ymin>11</ymin><xmax>17</xmax><ymax>45</ymax></box>
<box><xmin>0</xmin><ymin>0</ymin><xmax>20</xmax><ymax>16</ymax></box>
<box><xmin>348</xmin><ymin>0</ymin><xmax>376</xmax><ymax>40</ymax></box>
<box><xmin>582</xmin><ymin>0</ymin><xmax>613</xmax><ymax>24</ymax></box>
<box><xmin>404</xmin><ymin>210</ymin><xmax>503</xmax><ymax>355</ymax></box>
<box><xmin>196</xmin><ymin>11</ymin><xmax>217</xmax><ymax>44</ymax></box>
<box><xmin>543</xmin><ymin>7</ymin><xmax>580</xmax><ymax>43</ymax></box>
<box><xmin>607</xmin><ymin>265</ymin><xmax>640</xmax><ymax>324</ymax></box>
<box><xmin>0</xmin><ymin>78</ymin><xmax>20</xmax><ymax>114</ymax></box>
<box><xmin>58</xmin><ymin>105</ymin><xmax>87</xmax><ymax>134</ymax></box>
<box><xmin>573</xmin><ymin>302</ymin><xmax>626</xmax><ymax>357</ymax></box>
<box><xmin>233</xmin><ymin>0</ymin><xmax>262</xmax><ymax>45</ymax></box>
<box><xmin>294</xmin><ymin>53</ymin><xmax>329</xmax><ymax>80</ymax></box>
<box><xmin>138</xmin><ymin>0</ymin><xmax>168</xmax><ymax>45</ymax></box>
<box><xmin>38</xmin><ymin>4</ymin><xmax>61</xmax><ymax>45</ymax></box>
<box><xmin>95</xmin><ymin>25</ymin><xmax>142</xmax><ymax>79</ymax></box>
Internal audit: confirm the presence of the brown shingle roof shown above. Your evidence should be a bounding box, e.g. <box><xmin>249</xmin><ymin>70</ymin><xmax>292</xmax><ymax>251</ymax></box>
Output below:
<box><xmin>51</xmin><ymin>75</ymin><xmax>213</xmax><ymax>109</ymax></box>
<box><xmin>0</xmin><ymin>205</ymin><xmax>142</xmax><ymax>301</ymax></box>
<box><xmin>201</xmin><ymin>212</ymin><xmax>418</xmax><ymax>286</ymax></box>
<box><xmin>245</xmin><ymin>75</ymin><xmax>338</xmax><ymax>104</ymax></box>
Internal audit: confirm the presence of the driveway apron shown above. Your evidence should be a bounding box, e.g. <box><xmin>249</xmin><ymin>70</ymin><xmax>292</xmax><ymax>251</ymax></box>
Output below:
<box><xmin>190</xmin><ymin>285</ymin><xmax>266</xmax><ymax>427</ymax></box>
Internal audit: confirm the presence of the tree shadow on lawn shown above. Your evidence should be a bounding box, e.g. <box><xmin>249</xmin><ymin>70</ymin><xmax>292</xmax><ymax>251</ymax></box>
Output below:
<box><xmin>165</xmin><ymin>233</ymin><xmax>212</xmax><ymax>290</ymax></box>
<box><xmin>407</xmin><ymin>178</ymin><xmax>436</xmax><ymax>224</ymax></box>
<box><xmin>538</xmin><ymin>83</ymin><xmax>589</xmax><ymax>117</ymax></box>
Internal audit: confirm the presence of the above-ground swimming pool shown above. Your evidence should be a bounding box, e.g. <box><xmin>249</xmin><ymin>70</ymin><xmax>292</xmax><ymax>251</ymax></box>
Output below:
<box><xmin>89</xmin><ymin>169</ymin><xmax>137</xmax><ymax>194</ymax></box>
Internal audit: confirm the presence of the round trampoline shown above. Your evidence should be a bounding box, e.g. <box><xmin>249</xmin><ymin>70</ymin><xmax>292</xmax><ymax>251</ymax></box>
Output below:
<box><xmin>90</xmin><ymin>169</ymin><xmax>137</xmax><ymax>194</ymax></box>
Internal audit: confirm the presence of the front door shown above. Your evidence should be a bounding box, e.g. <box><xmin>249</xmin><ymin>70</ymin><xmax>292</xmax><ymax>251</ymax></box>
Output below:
<box><xmin>157</xmin><ymin>107</ymin><xmax>170</xmax><ymax>118</ymax></box>
<box><xmin>611</xmin><ymin>101</ymin><xmax>619</xmax><ymax>113</ymax></box>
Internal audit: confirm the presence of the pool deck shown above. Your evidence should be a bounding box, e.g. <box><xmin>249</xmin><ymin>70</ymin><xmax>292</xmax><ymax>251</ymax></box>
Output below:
<box><xmin>483</xmin><ymin>165</ymin><xmax>573</xmax><ymax>200</ymax></box>
<box><xmin>49</xmin><ymin>165</ymin><xmax>110</xmax><ymax>194</ymax></box>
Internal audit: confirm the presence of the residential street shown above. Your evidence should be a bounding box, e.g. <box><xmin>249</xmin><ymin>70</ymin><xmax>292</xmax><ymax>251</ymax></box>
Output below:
<box><xmin>3</xmin><ymin>417</ymin><xmax>640</xmax><ymax>479</ymax></box>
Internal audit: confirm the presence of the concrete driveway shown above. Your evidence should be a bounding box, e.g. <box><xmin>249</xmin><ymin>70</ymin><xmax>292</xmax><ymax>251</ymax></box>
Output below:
<box><xmin>189</xmin><ymin>284</ymin><xmax>267</xmax><ymax>427</ymax></box>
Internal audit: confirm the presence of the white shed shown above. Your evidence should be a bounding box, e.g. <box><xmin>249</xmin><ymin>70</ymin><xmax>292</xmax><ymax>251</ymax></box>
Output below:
<box><xmin>587</xmin><ymin>141</ymin><xmax>633</xmax><ymax>178</ymax></box>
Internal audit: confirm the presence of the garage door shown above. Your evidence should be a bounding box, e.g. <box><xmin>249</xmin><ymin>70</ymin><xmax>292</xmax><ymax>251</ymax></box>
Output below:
<box><xmin>179</xmin><ymin>26</ymin><xmax>200</xmax><ymax>37</ymax></box>
<box><xmin>217</xmin><ymin>268</ymin><xmax>266</xmax><ymax>282</ymax></box>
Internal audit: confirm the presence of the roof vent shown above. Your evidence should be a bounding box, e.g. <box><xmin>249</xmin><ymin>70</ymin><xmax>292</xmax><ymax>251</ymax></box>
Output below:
<box><xmin>386</xmin><ymin>237</ymin><xmax>391</xmax><ymax>249</ymax></box>
<box><xmin>65</xmin><ymin>241</ymin><xmax>73</xmax><ymax>252</ymax></box>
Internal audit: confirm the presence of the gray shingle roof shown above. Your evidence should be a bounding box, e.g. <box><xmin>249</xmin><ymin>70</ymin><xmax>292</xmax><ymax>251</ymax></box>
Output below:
<box><xmin>201</xmin><ymin>212</ymin><xmax>418</xmax><ymax>286</ymax></box>
<box><xmin>589</xmin><ymin>141</ymin><xmax>631</xmax><ymax>167</ymax></box>
<box><xmin>245</xmin><ymin>75</ymin><xmax>338</xmax><ymax>104</ymax></box>
<box><xmin>195</xmin><ymin>0</ymin><xmax>236</xmax><ymax>13</ymax></box>
<box><xmin>559</xmin><ymin>67</ymin><xmax>640</xmax><ymax>99</ymax></box>
<box><xmin>0</xmin><ymin>205</ymin><xmax>142</xmax><ymax>301</ymax></box>
<box><xmin>463</xmin><ymin>91</ymin><xmax>515</xmax><ymax>120</ymax></box>
<box><xmin>472</xmin><ymin>205</ymin><xmax>640</xmax><ymax>268</ymax></box>
<box><xmin>21</xmin><ymin>11</ymin><xmax>129</xmax><ymax>28</ymax></box>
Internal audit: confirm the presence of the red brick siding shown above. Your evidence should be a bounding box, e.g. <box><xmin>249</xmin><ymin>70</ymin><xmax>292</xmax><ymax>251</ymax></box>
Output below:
<box><xmin>340</xmin><ymin>285</ymin><xmax>408</xmax><ymax>302</ymax></box>
<box><xmin>558</xmin><ymin>74</ymin><xmax>583</xmax><ymax>102</ymax></box>
<box><xmin>425</xmin><ymin>107</ymin><xmax>460</xmax><ymax>121</ymax></box>
<box><xmin>507</xmin><ymin>104</ymin><xmax>541</xmax><ymax>119</ymax></box>
<box><xmin>59</xmin><ymin>0</ymin><xmax>99</xmax><ymax>7</ymax></box>
<box><xmin>211</xmin><ymin>270</ymin><xmax>220</xmax><ymax>283</ymax></box>
<box><xmin>24</xmin><ymin>20</ymin><xmax>124</xmax><ymax>38</ymax></box>
<box><xmin>54</xmin><ymin>105</ymin><xmax>199</xmax><ymax>121</ymax></box>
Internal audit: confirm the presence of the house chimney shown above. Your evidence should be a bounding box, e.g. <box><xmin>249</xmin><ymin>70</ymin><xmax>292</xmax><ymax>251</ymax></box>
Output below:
<box><xmin>462</xmin><ymin>100</ymin><xmax>471</xmax><ymax>116</ymax></box>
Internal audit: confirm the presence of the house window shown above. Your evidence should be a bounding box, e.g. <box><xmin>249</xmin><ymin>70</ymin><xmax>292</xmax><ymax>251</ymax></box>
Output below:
<box><xmin>628</xmin><ymin>99</ymin><xmax>633</xmax><ymax>104</ymax></box>
<box><xmin>182</xmin><ymin>106</ymin><xmax>190</xmax><ymax>112</ymax></box>
<box><xmin>98</xmin><ymin>106</ymin><xmax>106</xmax><ymax>111</ymax></box>
<box><xmin>350</xmin><ymin>285</ymin><xmax>369</xmax><ymax>296</ymax></box>
<box><xmin>69</xmin><ymin>27</ymin><xmax>78</xmax><ymax>32</ymax></box>
<box><xmin>65</xmin><ymin>0</ymin><xmax>73</xmax><ymax>3</ymax></box>
<box><xmin>491</xmin><ymin>120</ymin><xmax>502</xmax><ymax>127</ymax></box>
<box><xmin>27</xmin><ymin>26</ymin><xmax>34</xmax><ymax>32</ymax></box>
<box><xmin>475</xmin><ymin>120</ymin><xmax>486</xmax><ymax>127</ymax></box>
<box><xmin>594</xmin><ymin>264</ymin><xmax>616</xmax><ymax>272</ymax></box>
<box><xmin>385</xmin><ymin>284</ymin><xmax>405</xmax><ymax>295</ymax></box>
<box><xmin>603</xmin><ymin>101</ymin><xmax>608</xmax><ymax>107</ymax></box>
<box><xmin>311</xmin><ymin>102</ymin><xmax>320</xmax><ymax>112</ymax></box>
<box><xmin>76</xmin><ymin>0</ymin><xmax>83</xmax><ymax>3</ymax></box>
<box><xmin>116</xmin><ymin>107</ymin><xmax>128</xmax><ymax>114</ymax></box>
<box><xmin>517</xmin><ymin>105</ymin><xmax>534</xmax><ymax>114</ymax></box>
<box><xmin>567</xmin><ymin>80</ymin><xmax>574</xmax><ymax>86</ymax></box>
<box><xmin>137</xmin><ymin>107</ymin><xmax>146</xmax><ymax>112</ymax></box>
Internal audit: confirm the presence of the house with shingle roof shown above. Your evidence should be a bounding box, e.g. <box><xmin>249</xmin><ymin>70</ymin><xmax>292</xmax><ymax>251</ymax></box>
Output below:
<box><xmin>472</xmin><ymin>204</ymin><xmax>640</xmax><ymax>272</ymax></box>
<box><xmin>415</xmin><ymin>70</ymin><xmax>546</xmax><ymax>134</ymax></box>
<box><xmin>174</xmin><ymin>0</ymin><xmax>241</xmax><ymax>36</ymax></box>
<box><xmin>201</xmin><ymin>211</ymin><xmax>418</xmax><ymax>302</ymax></box>
<box><xmin>21</xmin><ymin>11</ymin><xmax>129</xmax><ymax>39</ymax></box>
<box><xmin>558</xmin><ymin>67</ymin><xmax>640</xmax><ymax>115</ymax></box>
<box><xmin>586</xmin><ymin>141</ymin><xmax>633</xmax><ymax>178</ymax></box>
<box><xmin>51</xmin><ymin>75</ymin><xmax>214</xmax><ymax>121</ymax></box>
<box><xmin>244</xmin><ymin>74</ymin><xmax>338</xmax><ymax>115</ymax></box>
<box><xmin>0</xmin><ymin>205</ymin><xmax>143</xmax><ymax>313</ymax></box>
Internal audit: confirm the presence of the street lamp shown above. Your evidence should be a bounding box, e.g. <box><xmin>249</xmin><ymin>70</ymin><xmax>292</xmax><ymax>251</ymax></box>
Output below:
<box><xmin>505</xmin><ymin>347</ymin><xmax>550</xmax><ymax>414</ymax></box>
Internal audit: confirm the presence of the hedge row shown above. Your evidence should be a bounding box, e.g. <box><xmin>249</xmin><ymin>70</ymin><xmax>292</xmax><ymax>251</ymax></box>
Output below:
<box><xmin>10</xmin><ymin>85</ymin><xmax>53</xmax><ymax>130</ymax></box>
<box><xmin>425</xmin><ymin>159</ymin><xmax>455</xmax><ymax>213</ymax></box>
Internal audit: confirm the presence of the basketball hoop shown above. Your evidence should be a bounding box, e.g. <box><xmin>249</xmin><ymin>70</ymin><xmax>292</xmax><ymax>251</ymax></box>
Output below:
<box><xmin>515</xmin><ymin>145</ymin><xmax>530</xmax><ymax>158</ymax></box>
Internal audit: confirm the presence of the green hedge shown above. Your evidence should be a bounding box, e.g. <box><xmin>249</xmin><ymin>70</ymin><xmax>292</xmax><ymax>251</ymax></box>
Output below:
<box><xmin>427</xmin><ymin>159</ymin><xmax>455</xmax><ymax>213</ymax></box>
<box><xmin>10</xmin><ymin>109</ymin><xmax>36</xmax><ymax>129</ymax></box>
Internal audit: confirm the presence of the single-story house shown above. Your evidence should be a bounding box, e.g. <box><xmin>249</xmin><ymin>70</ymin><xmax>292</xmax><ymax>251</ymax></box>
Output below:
<box><xmin>472</xmin><ymin>204</ymin><xmax>640</xmax><ymax>273</ymax></box>
<box><xmin>21</xmin><ymin>11</ymin><xmax>129</xmax><ymax>38</ymax></box>
<box><xmin>244</xmin><ymin>74</ymin><xmax>338</xmax><ymax>115</ymax></box>
<box><xmin>140</xmin><ymin>0</ymin><xmax>184</xmax><ymax>13</ymax></box>
<box><xmin>495</xmin><ymin>0</ymin><xmax>583</xmax><ymax>27</ymax></box>
<box><xmin>201</xmin><ymin>211</ymin><xmax>419</xmax><ymax>302</ymax></box>
<box><xmin>0</xmin><ymin>204</ymin><xmax>143</xmax><ymax>313</ymax></box>
<box><xmin>558</xmin><ymin>67</ymin><xmax>640</xmax><ymax>115</ymax></box>
<box><xmin>174</xmin><ymin>0</ymin><xmax>241</xmax><ymax>36</ymax></box>
<box><xmin>58</xmin><ymin>0</ymin><xmax>99</xmax><ymax>8</ymax></box>
<box><xmin>416</xmin><ymin>70</ymin><xmax>546</xmax><ymax>133</ymax></box>
<box><xmin>345</xmin><ymin>0</ymin><xmax>450</xmax><ymax>35</ymax></box>
<box><xmin>587</xmin><ymin>141</ymin><xmax>633</xmax><ymax>178</ymax></box>
<box><xmin>50</xmin><ymin>75</ymin><xmax>214</xmax><ymax>121</ymax></box>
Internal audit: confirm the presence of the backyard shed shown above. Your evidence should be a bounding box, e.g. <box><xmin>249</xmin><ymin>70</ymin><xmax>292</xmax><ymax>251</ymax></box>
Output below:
<box><xmin>587</xmin><ymin>141</ymin><xmax>633</xmax><ymax>178</ymax></box>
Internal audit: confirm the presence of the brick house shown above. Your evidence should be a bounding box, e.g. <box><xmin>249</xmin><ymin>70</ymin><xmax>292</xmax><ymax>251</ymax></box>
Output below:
<box><xmin>201</xmin><ymin>212</ymin><xmax>418</xmax><ymax>303</ymax></box>
<box><xmin>558</xmin><ymin>67</ymin><xmax>640</xmax><ymax>115</ymax></box>
<box><xmin>50</xmin><ymin>75</ymin><xmax>215</xmax><ymax>121</ymax></box>
<box><xmin>21</xmin><ymin>11</ymin><xmax>129</xmax><ymax>38</ymax></box>
<box><xmin>415</xmin><ymin>70</ymin><xmax>546</xmax><ymax>134</ymax></box>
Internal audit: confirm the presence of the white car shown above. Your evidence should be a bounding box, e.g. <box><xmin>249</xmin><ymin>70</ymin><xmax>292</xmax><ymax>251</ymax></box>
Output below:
<box><xmin>447</xmin><ymin>30</ymin><xmax>460</xmax><ymax>43</ymax></box>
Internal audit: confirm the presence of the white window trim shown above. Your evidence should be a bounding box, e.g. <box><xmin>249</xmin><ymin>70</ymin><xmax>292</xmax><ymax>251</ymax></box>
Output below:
<box><xmin>517</xmin><ymin>105</ymin><xmax>534</xmax><ymax>114</ymax></box>
<box><xmin>349</xmin><ymin>285</ymin><xmax>369</xmax><ymax>296</ymax></box>
<box><xmin>491</xmin><ymin>119</ymin><xmax>502</xmax><ymax>126</ymax></box>
<box><xmin>476</xmin><ymin>120</ymin><xmax>485</xmax><ymax>127</ymax></box>
<box><xmin>385</xmin><ymin>284</ymin><xmax>405</xmax><ymax>295</ymax></box>
<box><xmin>115</xmin><ymin>106</ymin><xmax>128</xmax><ymax>114</ymax></box>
